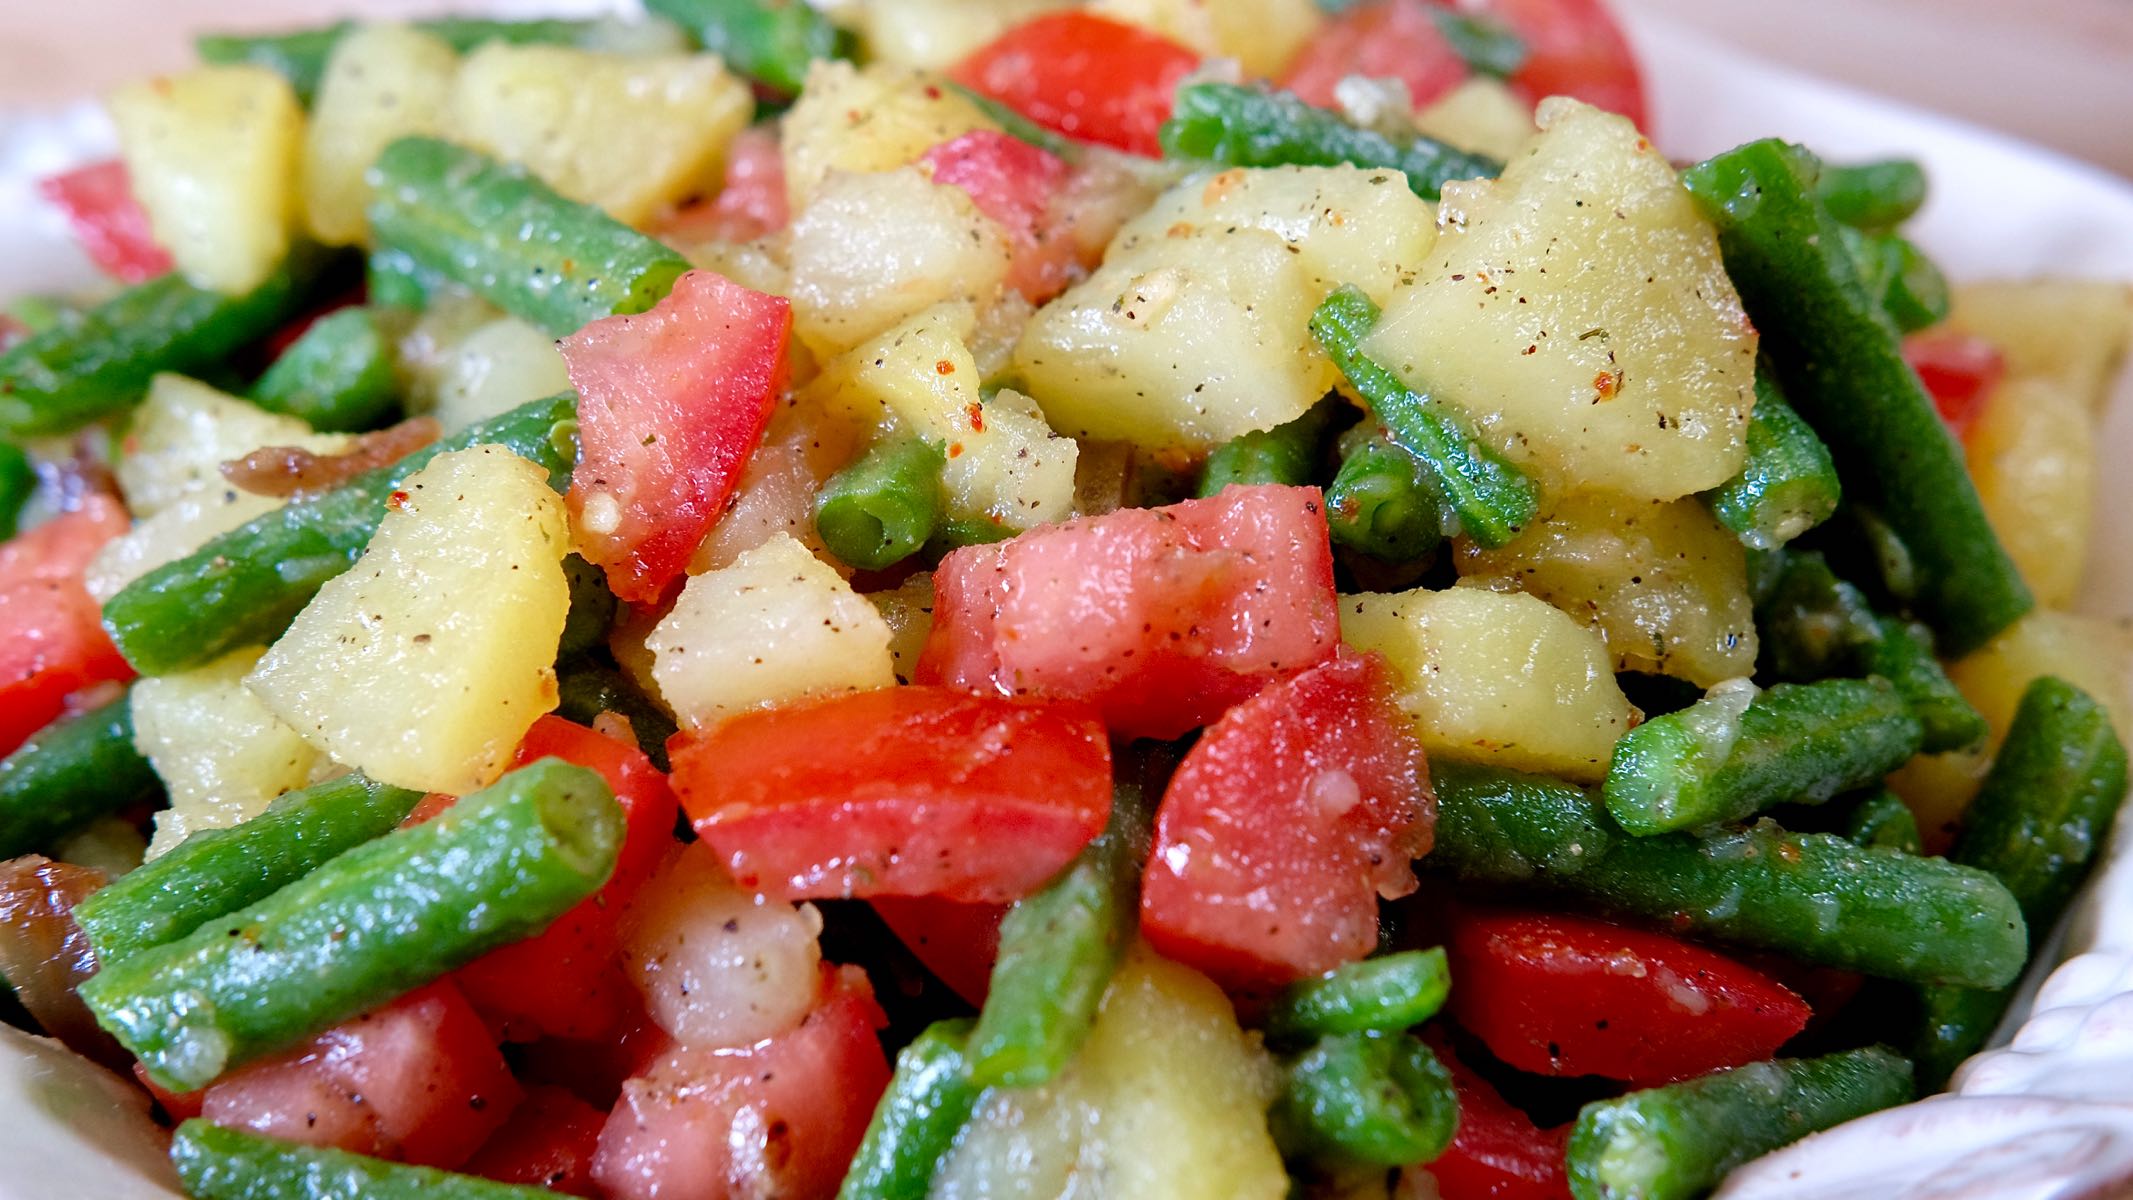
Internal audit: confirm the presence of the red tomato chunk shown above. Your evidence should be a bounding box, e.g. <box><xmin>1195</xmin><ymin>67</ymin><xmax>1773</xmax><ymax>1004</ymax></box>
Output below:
<box><xmin>951</xmin><ymin>12</ymin><xmax>1201</xmax><ymax>157</ymax></box>
<box><xmin>0</xmin><ymin>495</ymin><xmax>134</xmax><ymax>755</ymax></box>
<box><xmin>870</xmin><ymin>895</ymin><xmax>1006</xmax><ymax>1006</ymax></box>
<box><xmin>37</xmin><ymin>159</ymin><xmax>171</xmax><ymax>284</ymax></box>
<box><xmin>592</xmin><ymin>966</ymin><xmax>891</xmax><ymax>1200</ymax></box>
<box><xmin>672</xmin><ymin>687</ymin><xmax>1111</xmax><ymax>903</ymax></box>
<box><xmin>1283</xmin><ymin>0</ymin><xmax>1473</xmax><ymax>113</ymax></box>
<box><xmin>1140</xmin><ymin>651</ymin><xmax>1432</xmax><ymax>990</ymax></box>
<box><xmin>918</xmin><ymin>483</ymin><xmax>1341</xmax><ymax>741</ymax></box>
<box><xmin>462</xmin><ymin>1084</ymin><xmax>608</xmax><ymax>1198</ymax></box>
<box><xmin>1904</xmin><ymin>330</ymin><xmax>2005</xmax><ymax>441</ymax></box>
<box><xmin>922</xmin><ymin>130</ymin><xmax>1077</xmax><ymax>303</ymax></box>
<box><xmin>1488</xmin><ymin>0</ymin><xmax>1648</xmax><ymax>129</ymax></box>
<box><xmin>1445</xmin><ymin>909</ymin><xmax>1811</xmax><ymax>1086</ymax></box>
<box><xmin>564</xmin><ymin>269</ymin><xmax>791</xmax><ymax>604</ymax></box>
<box><xmin>1416</xmin><ymin>1030</ymin><xmax>1572</xmax><ymax>1200</ymax></box>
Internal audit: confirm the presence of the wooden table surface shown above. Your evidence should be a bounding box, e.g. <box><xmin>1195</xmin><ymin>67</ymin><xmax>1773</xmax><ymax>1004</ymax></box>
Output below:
<box><xmin>2</xmin><ymin>0</ymin><xmax>2131</xmax><ymax>178</ymax></box>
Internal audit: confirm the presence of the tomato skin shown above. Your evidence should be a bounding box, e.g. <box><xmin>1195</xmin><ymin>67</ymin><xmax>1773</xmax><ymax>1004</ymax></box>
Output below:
<box><xmin>1415</xmin><ymin>1031</ymin><xmax>1571</xmax><ymax>1200</ymax></box>
<box><xmin>951</xmin><ymin>13</ymin><xmax>1201</xmax><ymax>157</ymax></box>
<box><xmin>562</xmin><ymin>269</ymin><xmax>791</xmax><ymax>604</ymax></box>
<box><xmin>592</xmin><ymin>966</ymin><xmax>891</xmax><ymax>1200</ymax></box>
<box><xmin>462</xmin><ymin>1084</ymin><xmax>607</xmax><ymax>1198</ymax></box>
<box><xmin>1445</xmin><ymin>909</ymin><xmax>1810</xmax><ymax>1085</ymax></box>
<box><xmin>1282</xmin><ymin>0</ymin><xmax>1472</xmax><ymax>112</ymax></box>
<box><xmin>921</xmin><ymin>130</ymin><xmax>1076</xmax><ymax>303</ymax></box>
<box><xmin>1139</xmin><ymin>651</ymin><xmax>1431</xmax><ymax>990</ymax></box>
<box><xmin>1904</xmin><ymin>331</ymin><xmax>2005</xmax><ymax>441</ymax></box>
<box><xmin>919</xmin><ymin>484</ymin><xmax>1342</xmax><ymax>741</ymax></box>
<box><xmin>672</xmin><ymin>687</ymin><xmax>1112</xmax><ymax>904</ymax></box>
<box><xmin>200</xmin><ymin>982</ymin><xmax>520</xmax><ymax>1169</ymax></box>
<box><xmin>37</xmin><ymin>159</ymin><xmax>171</xmax><ymax>283</ymax></box>
<box><xmin>654</xmin><ymin>125</ymin><xmax>789</xmax><ymax>246</ymax></box>
<box><xmin>869</xmin><ymin>895</ymin><xmax>1006</xmax><ymax>1005</ymax></box>
<box><xmin>1484</xmin><ymin>0</ymin><xmax>1648</xmax><ymax>129</ymax></box>
<box><xmin>0</xmin><ymin>496</ymin><xmax>135</xmax><ymax>755</ymax></box>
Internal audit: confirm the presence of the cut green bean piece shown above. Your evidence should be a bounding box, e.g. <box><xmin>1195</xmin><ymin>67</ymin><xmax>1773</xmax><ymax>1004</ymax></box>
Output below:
<box><xmin>1866</xmin><ymin>615</ymin><xmax>1989</xmax><ymax>753</ymax></box>
<box><xmin>968</xmin><ymin>771</ymin><xmax>1153</xmax><ymax>1088</ymax></box>
<box><xmin>1326</xmin><ymin>429</ymin><xmax>1448</xmax><ymax>562</ymax></box>
<box><xmin>1198</xmin><ymin>397</ymin><xmax>1337</xmax><ymax>497</ymax></box>
<box><xmin>1754</xmin><ymin>548</ymin><xmax>1881</xmax><ymax>680</ymax></box>
<box><xmin>249</xmin><ymin>306</ymin><xmax>399</xmax><ymax>431</ymax></box>
<box><xmin>837</xmin><ymin>1019</ymin><xmax>983</xmax><ymax>1200</ymax></box>
<box><xmin>1603</xmin><ymin>678</ymin><xmax>1924</xmax><ymax>835</ymax></box>
<box><xmin>0</xmin><ymin>694</ymin><xmax>161</xmax><ymax>861</ymax></box>
<box><xmin>83</xmin><ymin>759</ymin><xmax>620</xmax><ymax>1091</ymax></box>
<box><xmin>368</xmin><ymin>137</ymin><xmax>691</xmax><ymax>337</ymax></box>
<box><xmin>1312</xmin><ymin>286</ymin><xmax>1538</xmax><ymax>548</ymax></box>
<box><xmin>102</xmin><ymin>390</ymin><xmax>577</xmax><ymax>675</ymax></box>
<box><xmin>1272</xmin><ymin>1031</ymin><xmax>1459</xmax><ymax>1169</ymax></box>
<box><xmin>815</xmin><ymin>437</ymin><xmax>946</xmax><ymax>571</ymax></box>
<box><xmin>644</xmin><ymin>0</ymin><xmax>853</xmax><ymax>95</ymax></box>
<box><xmin>1844</xmin><ymin>227</ymin><xmax>1950</xmax><ymax>334</ymax></box>
<box><xmin>1430</xmin><ymin>762</ymin><xmax>2028</xmax><ymax>989</ymax></box>
<box><xmin>1683</xmin><ymin>139</ymin><xmax>2030</xmax><ymax>655</ymax></box>
<box><xmin>366</xmin><ymin>245</ymin><xmax>443</xmax><ymax>312</ymax></box>
<box><xmin>1264</xmin><ymin>949</ymin><xmax>1452</xmax><ymax>1042</ymax></box>
<box><xmin>197</xmin><ymin>17</ymin><xmax>612</xmax><ymax>106</ymax></box>
<box><xmin>1816</xmin><ymin>159</ymin><xmax>1928</xmax><ymax>232</ymax></box>
<box><xmin>1709</xmin><ymin>368</ymin><xmax>1840</xmax><ymax>550</ymax></box>
<box><xmin>1161</xmin><ymin>83</ymin><xmax>1501</xmax><ymax>202</ymax></box>
<box><xmin>0</xmin><ymin>441</ymin><xmax>31</xmax><ymax>541</ymax></box>
<box><xmin>172</xmin><ymin>1120</ymin><xmax>557</xmax><ymax>1200</ymax></box>
<box><xmin>1568</xmin><ymin>1048</ymin><xmax>1915</xmax><ymax>1200</ymax></box>
<box><xmin>1429</xmin><ymin>9</ymin><xmax>1527</xmax><ymax>77</ymax></box>
<box><xmin>0</xmin><ymin>248</ymin><xmax>331</xmax><ymax>436</ymax></box>
<box><xmin>1844</xmin><ymin>787</ymin><xmax>1924</xmax><ymax>855</ymax></box>
<box><xmin>74</xmin><ymin>774</ymin><xmax>423</xmax><ymax>965</ymax></box>
<box><xmin>944</xmin><ymin>83</ymin><xmax>1082</xmax><ymax>161</ymax></box>
<box><xmin>1914</xmin><ymin>677</ymin><xmax>2130</xmax><ymax>1086</ymax></box>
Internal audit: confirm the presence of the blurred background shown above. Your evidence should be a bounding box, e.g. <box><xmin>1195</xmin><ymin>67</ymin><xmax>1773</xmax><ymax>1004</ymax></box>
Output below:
<box><xmin>2</xmin><ymin>0</ymin><xmax>2130</xmax><ymax>178</ymax></box>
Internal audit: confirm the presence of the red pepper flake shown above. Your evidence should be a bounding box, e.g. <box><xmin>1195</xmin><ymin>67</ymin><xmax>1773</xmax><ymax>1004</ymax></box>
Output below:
<box><xmin>947</xmin><ymin>443</ymin><xmax>965</xmax><ymax>458</ymax></box>
<box><xmin>387</xmin><ymin>489</ymin><xmax>411</xmax><ymax>510</ymax></box>
<box><xmin>1593</xmin><ymin>370</ymin><xmax>1623</xmax><ymax>402</ymax></box>
<box><xmin>935</xmin><ymin>359</ymin><xmax>957</xmax><ymax>376</ymax></box>
<box><xmin>964</xmin><ymin>402</ymin><xmax>985</xmax><ymax>432</ymax></box>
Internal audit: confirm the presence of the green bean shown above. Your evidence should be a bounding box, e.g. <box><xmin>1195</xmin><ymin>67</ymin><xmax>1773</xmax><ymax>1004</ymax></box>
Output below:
<box><xmin>1602</xmin><ymin>679</ymin><xmax>1924</xmax><ymax>835</ymax></box>
<box><xmin>0</xmin><ymin>441</ymin><xmax>31</xmax><ymax>541</ymax></box>
<box><xmin>1272</xmin><ymin>1031</ymin><xmax>1459</xmax><ymax>1169</ymax></box>
<box><xmin>82</xmin><ymin>759</ymin><xmax>620</xmax><ymax>1090</ymax></box>
<box><xmin>968</xmin><ymin>770</ymin><xmax>1152</xmax><ymax>1088</ymax></box>
<box><xmin>837</xmin><ymin>1019</ymin><xmax>983</xmax><ymax>1200</ymax></box>
<box><xmin>197</xmin><ymin>17</ymin><xmax>612</xmax><ymax>106</ymax></box>
<box><xmin>0</xmin><ymin>248</ymin><xmax>331</xmax><ymax>436</ymax></box>
<box><xmin>0</xmin><ymin>695</ymin><xmax>160</xmax><ymax>861</ymax></box>
<box><xmin>1815</xmin><ymin>159</ymin><xmax>1928</xmax><ymax>232</ymax></box>
<box><xmin>1263</xmin><ymin>949</ymin><xmax>1452</xmax><ymax>1042</ymax></box>
<box><xmin>366</xmin><ymin>245</ymin><xmax>443</xmax><ymax>312</ymax></box>
<box><xmin>367</xmin><ymin>137</ymin><xmax>692</xmax><ymax>338</ymax></box>
<box><xmin>1311</xmin><ymin>285</ymin><xmax>1538</xmax><ymax>548</ymax></box>
<box><xmin>101</xmin><ymin>390</ymin><xmax>577</xmax><ymax>675</ymax></box>
<box><xmin>815</xmin><ymin>437</ymin><xmax>946</xmax><ymax>572</ymax></box>
<box><xmin>1865</xmin><ymin>615</ymin><xmax>1989</xmax><ymax>753</ymax></box>
<box><xmin>1568</xmin><ymin>1048</ymin><xmax>1915</xmax><ymax>1200</ymax></box>
<box><xmin>1845</xmin><ymin>227</ymin><xmax>1950</xmax><ymax>334</ymax></box>
<box><xmin>3</xmin><ymin>295</ymin><xmax>74</xmax><ymax>336</ymax></box>
<box><xmin>1161</xmin><ymin>83</ymin><xmax>1501</xmax><ymax>203</ymax></box>
<box><xmin>943</xmin><ymin>83</ymin><xmax>1082</xmax><ymax>161</ymax></box>
<box><xmin>1709</xmin><ymin>367</ymin><xmax>1841</xmax><ymax>549</ymax></box>
<box><xmin>1198</xmin><ymin>397</ymin><xmax>1337</xmax><ymax>497</ymax></box>
<box><xmin>73</xmin><ymin>773</ymin><xmax>423</xmax><ymax>965</ymax></box>
<box><xmin>249</xmin><ymin>306</ymin><xmax>398</xmax><ymax>432</ymax></box>
<box><xmin>1429</xmin><ymin>762</ymin><xmax>2028</xmax><ymax>989</ymax></box>
<box><xmin>1682</xmin><ymin>139</ymin><xmax>2031</xmax><ymax>655</ymax></box>
<box><xmin>555</xmin><ymin>664</ymin><xmax>677</xmax><ymax>770</ymax></box>
<box><xmin>1429</xmin><ymin>9</ymin><xmax>1527</xmax><ymax>78</ymax></box>
<box><xmin>1844</xmin><ymin>787</ymin><xmax>1924</xmax><ymax>855</ymax></box>
<box><xmin>644</xmin><ymin>0</ymin><xmax>852</xmax><ymax>95</ymax></box>
<box><xmin>1326</xmin><ymin>429</ymin><xmax>1448</xmax><ymax>561</ymax></box>
<box><xmin>171</xmin><ymin>1120</ymin><xmax>557</xmax><ymax>1200</ymax></box>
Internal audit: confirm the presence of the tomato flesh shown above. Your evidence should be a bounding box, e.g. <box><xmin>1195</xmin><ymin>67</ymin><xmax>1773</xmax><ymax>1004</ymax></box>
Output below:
<box><xmin>563</xmin><ymin>269</ymin><xmax>791</xmax><ymax>604</ymax></box>
<box><xmin>1485</xmin><ymin>0</ymin><xmax>1649</xmax><ymax>128</ymax></box>
<box><xmin>1904</xmin><ymin>330</ymin><xmax>2005</xmax><ymax>441</ymax></box>
<box><xmin>672</xmin><ymin>687</ymin><xmax>1111</xmax><ymax>903</ymax></box>
<box><xmin>1445</xmin><ymin>909</ymin><xmax>1810</xmax><ymax>1085</ymax></box>
<box><xmin>922</xmin><ymin>130</ymin><xmax>1077</xmax><ymax>303</ymax></box>
<box><xmin>0</xmin><ymin>496</ymin><xmax>135</xmax><ymax>755</ymax></box>
<box><xmin>869</xmin><ymin>895</ymin><xmax>1006</xmax><ymax>1005</ymax></box>
<box><xmin>654</xmin><ymin>125</ymin><xmax>789</xmax><ymax>247</ymax></box>
<box><xmin>919</xmin><ymin>484</ymin><xmax>1339</xmax><ymax>740</ymax></box>
<box><xmin>951</xmin><ymin>13</ymin><xmax>1201</xmax><ymax>157</ymax></box>
<box><xmin>1283</xmin><ymin>0</ymin><xmax>1472</xmax><ymax>112</ymax></box>
<box><xmin>1418</xmin><ymin>1031</ymin><xmax>1572</xmax><ymax>1200</ymax></box>
<box><xmin>37</xmin><ymin>159</ymin><xmax>171</xmax><ymax>284</ymax></box>
<box><xmin>462</xmin><ymin>1084</ymin><xmax>607</xmax><ymax>1198</ymax></box>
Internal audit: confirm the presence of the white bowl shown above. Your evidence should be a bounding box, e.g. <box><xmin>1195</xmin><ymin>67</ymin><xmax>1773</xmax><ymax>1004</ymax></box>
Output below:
<box><xmin>0</xmin><ymin>11</ymin><xmax>2129</xmax><ymax>1198</ymax></box>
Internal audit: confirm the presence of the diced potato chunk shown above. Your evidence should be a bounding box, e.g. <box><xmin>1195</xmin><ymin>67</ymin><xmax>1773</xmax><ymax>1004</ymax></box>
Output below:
<box><xmin>779</xmin><ymin>60</ymin><xmax>1000</xmax><ymax>206</ymax></box>
<box><xmin>852</xmin><ymin>0</ymin><xmax>1072</xmax><ymax>68</ymax></box>
<box><xmin>85</xmin><ymin>483</ymin><xmax>284</xmax><ymax>602</ymax></box>
<box><xmin>1111</xmin><ymin>165</ymin><xmax>1437</xmax><ymax>307</ymax></box>
<box><xmin>788</xmin><ymin>167</ymin><xmax>1012</xmax><ymax>357</ymax></box>
<box><xmin>813</xmin><ymin>302</ymin><xmax>1077</xmax><ymax>530</ymax></box>
<box><xmin>428</xmin><ymin>318</ymin><xmax>574</xmax><ymax>433</ymax></box>
<box><xmin>646</xmin><ymin>533</ymin><xmax>895</xmax><ymax>729</ymax></box>
<box><xmin>1947</xmin><ymin>279</ymin><xmax>2133</xmax><ymax>412</ymax></box>
<box><xmin>1414</xmin><ymin>77</ymin><xmax>1537</xmax><ymax>163</ymax></box>
<box><xmin>1364</xmin><ymin>99</ymin><xmax>1757</xmax><ymax>500</ymax></box>
<box><xmin>868</xmin><ymin>574</ymin><xmax>935</xmax><ymax>684</ymax></box>
<box><xmin>933</xmin><ymin>945</ymin><xmax>1286</xmax><ymax>1200</ymax></box>
<box><xmin>1340</xmin><ymin>586</ymin><xmax>1637</xmax><ymax>782</ymax></box>
<box><xmin>133</xmin><ymin>648</ymin><xmax>321</xmax><ymax>859</ymax></box>
<box><xmin>1456</xmin><ymin>494</ymin><xmax>1757</xmax><ymax>687</ymax></box>
<box><xmin>690</xmin><ymin>393</ymin><xmax>859</xmax><ymax>573</ymax></box>
<box><xmin>302</xmin><ymin>24</ymin><xmax>459</xmax><ymax>245</ymax></box>
<box><xmin>117</xmin><ymin>375</ymin><xmax>337</xmax><ymax>518</ymax></box>
<box><xmin>108</xmin><ymin>65</ymin><xmax>303</xmax><ymax>293</ymax></box>
<box><xmin>1966</xmin><ymin>375</ymin><xmax>2095</xmax><ymax>608</ymax></box>
<box><xmin>1092</xmin><ymin>0</ymin><xmax>1323</xmax><ymax>78</ymax></box>
<box><xmin>248</xmin><ymin>446</ymin><xmax>570</xmax><ymax>794</ymax></box>
<box><xmin>451</xmin><ymin>45</ymin><xmax>752</xmax><ymax>226</ymax></box>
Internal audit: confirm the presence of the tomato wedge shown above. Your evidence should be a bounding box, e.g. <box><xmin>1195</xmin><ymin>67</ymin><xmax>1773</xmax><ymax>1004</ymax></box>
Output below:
<box><xmin>870</xmin><ymin>895</ymin><xmax>1006</xmax><ymax>1005</ymax></box>
<box><xmin>1904</xmin><ymin>330</ymin><xmax>2005</xmax><ymax>442</ymax></box>
<box><xmin>563</xmin><ymin>269</ymin><xmax>790</xmax><ymax>604</ymax></box>
<box><xmin>1485</xmin><ymin>0</ymin><xmax>1648</xmax><ymax>128</ymax></box>
<box><xmin>462</xmin><ymin>1084</ymin><xmax>607</xmax><ymax>1198</ymax></box>
<box><xmin>1445</xmin><ymin>909</ymin><xmax>1810</xmax><ymax>1085</ymax></box>
<box><xmin>951</xmin><ymin>12</ymin><xmax>1201</xmax><ymax>157</ymax></box>
<box><xmin>1416</xmin><ymin>1030</ymin><xmax>1572</xmax><ymax>1200</ymax></box>
<box><xmin>37</xmin><ymin>159</ymin><xmax>171</xmax><ymax>283</ymax></box>
<box><xmin>1140</xmin><ymin>651</ymin><xmax>1433</xmax><ymax>989</ymax></box>
<box><xmin>1282</xmin><ymin>0</ymin><xmax>1472</xmax><ymax>112</ymax></box>
<box><xmin>0</xmin><ymin>495</ymin><xmax>134</xmax><ymax>755</ymax></box>
<box><xmin>672</xmin><ymin>686</ymin><xmax>1112</xmax><ymax>903</ymax></box>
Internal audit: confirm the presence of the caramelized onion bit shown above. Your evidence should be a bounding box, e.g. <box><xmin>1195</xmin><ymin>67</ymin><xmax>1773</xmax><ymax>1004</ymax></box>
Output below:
<box><xmin>0</xmin><ymin>855</ymin><xmax>125</xmax><ymax>1068</ymax></box>
<box><xmin>221</xmin><ymin>416</ymin><xmax>442</xmax><ymax>501</ymax></box>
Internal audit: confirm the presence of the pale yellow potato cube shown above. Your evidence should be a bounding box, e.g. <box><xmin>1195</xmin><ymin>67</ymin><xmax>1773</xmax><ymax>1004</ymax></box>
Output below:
<box><xmin>647</xmin><ymin>533</ymin><xmax>895</xmax><ymax>729</ymax></box>
<box><xmin>853</xmin><ymin>0</ymin><xmax>1071</xmax><ymax>69</ymax></box>
<box><xmin>1341</xmin><ymin>585</ymin><xmax>1637</xmax><ymax>781</ymax></box>
<box><xmin>868</xmin><ymin>574</ymin><xmax>936</xmax><ymax>685</ymax></box>
<box><xmin>1414</xmin><ymin>77</ymin><xmax>1537</xmax><ymax>163</ymax></box>
<box><xmin>1457</xmin><ymin>493</ymin><xmax>1758</xmax><ymax>687</ymax></box>
<box><xmin>133</xmin><ymin>648</ymin><xmax>321</xmax><ymax>859</ymax></box>
<box><xmin>1947</xmin><ymin>279</ymin><xmax>2133</xmax><ymax>412</ymax></box>
<box><xmin>451</xmin><ymin>44</ymin><xmax>752</xmax><ymax>226</ymax></box>
<box><xmin>1364</xmin><ymin>99</ymin><xmax>1757</xmax><ymax>500</ymax></box>
<box><xmin>780</xmin><ymin>60</ymin><xmax>1000</xmax><ymax>206</ymax></box>
<box><xmin>86</xmin><ymin>483</ymin><xmax>284</xmax><ymax>603</ymax></box>
<box><xmin>109</xmin><ymin>65</ymin><xmax>303</xmax><ymax>293</ymax></box>
<box><xmin>117</xmin><ymin>375</ymin><xmax>337</xmax><ymax>518</ymax></box>
<box><xmin>1966</xmin><ymin>375</ymin><xmax>2095</xmax><ymax>608</ymax></box>
<box><xmin>248</xmin><ymin>446</ymin><xmax>571</xmax><ymax>795</ymax></box>
<box><xmin>1093</xmin><ymin>0</ymin><xmax>1323</xmax><ymax>78</ymax></box>
<box><xmin>427</xmin><ymin>317</ymin><xmax>574</xmax><ymax>433</ymax></box>
<box><xmin>301</xmin><ymin>24</ymin><xmax>459</xmax><ymax>245</ymax></box>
